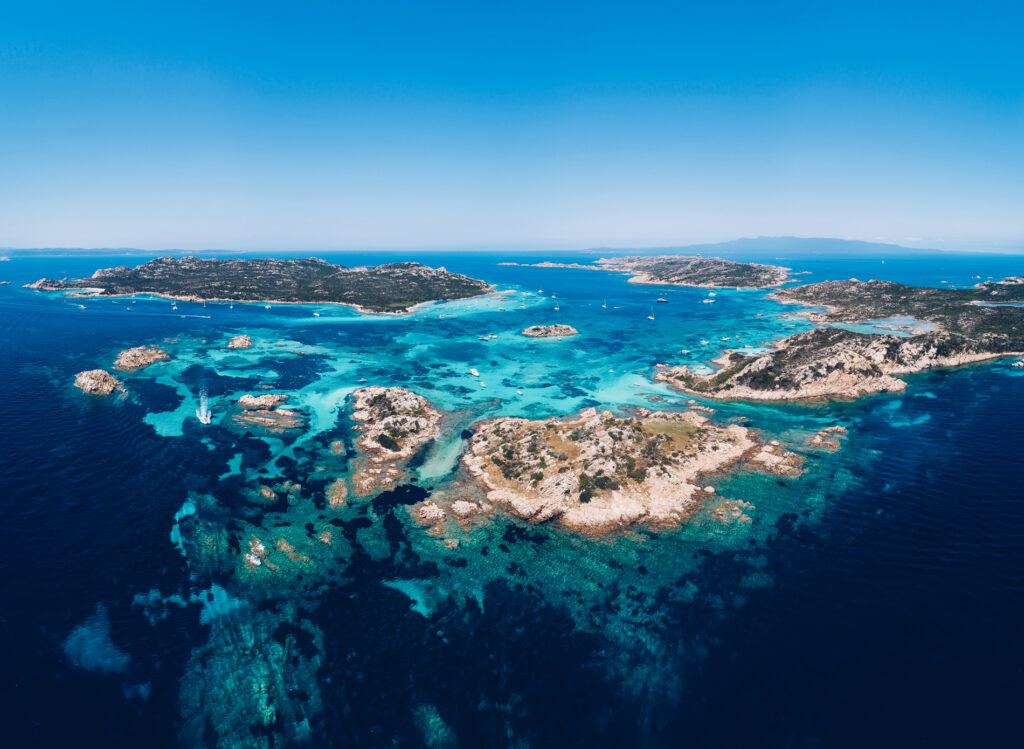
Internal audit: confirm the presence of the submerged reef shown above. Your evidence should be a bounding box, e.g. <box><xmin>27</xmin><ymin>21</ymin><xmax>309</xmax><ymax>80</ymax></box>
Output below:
<box><xmin>26</xmin><ymin>256</ymin><xmax>493</xmax><ymax>313</ymax></box>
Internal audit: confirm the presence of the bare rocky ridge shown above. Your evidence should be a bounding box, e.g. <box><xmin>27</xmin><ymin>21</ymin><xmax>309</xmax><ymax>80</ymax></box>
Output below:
<box><xmin>233</xmin><ymin>393</ymin><xmax>301</xmax><ymax>431</ymax></box>
<box><xmin>655</xmin><ymin>275</ymin><xmax>1024</xmax><ymax>401</ymax></box>
<box><xmin>26</xmin><ymin>256</ymin><xmax>493</xmax><ymax>313</ymax></box>
<box><xmin>74</xmin><ymin>369</ymin><xmax>122</xmax><ymax>395</ymax></box>
<box><xmin>350</xmin><ymin>387</ymin><xmax>443</xmax><ymax>495</ymax></box>
<box><xmin>521</xmin><ymin>324</ymin><xmax>579</xmax><ymax>337</ymax></box>
<box><xmin>654</xmin><ymin>327</ymin><xmax>1020</xmax><ymax>401</ymax></box>
<box><xmin>113</xmin><ymin>345</ymin><xmax>170</xmax><ymax>371</ymax></box>
<box><xmin>501</xmin><ymin>255</ymin><xmax>791</xmax><ymax>288</ymax></box>
<box><xmin>239</xmin><ymin>393</ymin><xmax>289</xmax><ymax>409</ymax></box>
<box><xmin>461</xmin><ymin>406</ymin><xmax>802</xmax><ymax>535</ymax></box>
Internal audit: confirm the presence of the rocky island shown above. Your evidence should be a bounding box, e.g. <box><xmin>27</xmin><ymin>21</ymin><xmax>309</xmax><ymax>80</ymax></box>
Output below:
<box><xmin>26</xmin><ymin>256</ymin><xmax>493</xmax><ymax>313</ymax></box>
<box><xmin>113</xmin><ymin>345</ymin><xmax>170</xmax><ymax>372</ymax></box>
<box><xmin>521</xmin><ymin>324</ymin><xmax>579</xmax><ymax>338</ymax></box>
<box><xmin>461</xmin><ymin>406</ymin><xmax>801</xmax><ymax>535</ymax></box>
<box><xmin>502</xmin><ymin>255</ymin><xmax>791</xmax><ymax>288</ymax></box>
<box><xmin>226</xmin><ymin>335</ymin><xmax>253</xmax><ymax>349</ymax></box>
<box><xmin>74</xmin><ymin>369</ymin><xmax>122</xmax><ymax>395</ymax></box>
<box><xmin>350</xmin><ymin>387</ymin><xmax>443</xmax><ymax>494</ymax></box>
<box><xmin>233</xmin><ymin>393</ymin><xmax>301</xmax><ymax>431</ymax></box>
<box><xmin>656</xmin><ymin>277</ymin><xmax>1024</xmax><ymax>401</ymax></box>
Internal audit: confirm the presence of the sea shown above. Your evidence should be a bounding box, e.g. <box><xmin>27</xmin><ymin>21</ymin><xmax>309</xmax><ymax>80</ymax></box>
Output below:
<box><xmin>1</xmin><ymin>250</ymin><xmax>1022</xmax><ymax>748</ymax></box>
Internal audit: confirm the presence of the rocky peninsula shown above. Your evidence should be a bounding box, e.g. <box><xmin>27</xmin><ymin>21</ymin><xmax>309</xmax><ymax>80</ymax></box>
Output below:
<box><xmin>656</xmin><ymin>276</ymin><xmax>1024</xmax><ymax>401</ymax></box>
<box><xmin>501</xmin><ymin>255</ymin><xmax>791</xmax><ymax>288</ymax></box>
<box><xmin>521</xmin><ymin>324</ymin><xmax>579</xmax><ymax>338</ymax></box>
<box><xmin>25</xmin><ymin>256</ymin><xmax>493</xmax><ymax>313</ymax></box>
<box><xmin>113</xmin><ymin>345</ymin><xmax>170</xmax><ymax>372</ymax></box>
<box><xmin>461</xmin><ymin>406</ymin><xmax>801</xmax><ymax>535</ymax></box>
<box><xmin>350</xmin><ymin>387</ymin><xmax>443</xmax><ymax>494</ymax></box>
<box><xmin>74</xmin><ymin>369</ymin><xmax>122</xmax><ymax>395</ymax></box>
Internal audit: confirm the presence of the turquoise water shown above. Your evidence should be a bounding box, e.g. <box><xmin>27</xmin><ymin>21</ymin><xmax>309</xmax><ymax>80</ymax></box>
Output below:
<box><xmin>2</xmin><ymin>251</ymin><xmax>1023</xmax><ymax>748</ymax></box>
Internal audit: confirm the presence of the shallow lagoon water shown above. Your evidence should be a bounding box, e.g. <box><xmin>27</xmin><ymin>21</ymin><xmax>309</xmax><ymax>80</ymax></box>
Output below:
<box><xmin>1</xmin><ymin>251</ymin><xmax>1023</xmax><ymax>748</ymax></box>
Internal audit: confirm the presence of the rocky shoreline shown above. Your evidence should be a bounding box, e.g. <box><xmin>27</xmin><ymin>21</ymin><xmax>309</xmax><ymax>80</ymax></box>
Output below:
<box><xmin>655</xmin><ymin>327</ymin><xmax>1023</xmax><ymax>401</ymax></box>
<box><xmin>460</xmin><ymin>406</ymin><xmax>802</xmax><ymax>535</ymax></box>
<box><xmin>74</xmin><ymin>369</ymin><xmax>123</xmax><ymax>395</ymax></box>
<box><xmin>26</xmin><ymin>256</ymin><xmax>494</xmax><ymax>313</ymax></box>
<box><xmin>349</xmin><ymin>387</ymin><xmax>443</xmax><ymax>495</ymax></box>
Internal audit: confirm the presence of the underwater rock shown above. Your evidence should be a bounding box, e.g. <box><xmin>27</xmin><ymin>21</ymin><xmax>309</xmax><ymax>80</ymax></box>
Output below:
<box><xmin>113</xmin><ymin>345</ymin><xmax>170</xmax><ymax>371</ymax></box>
<box><xmin>74</xmin><ymin>369</ymin><xmax>122</xmax><ymax>395</ymax></box>
<box><xmin>233</xmin><ymin>407</ymin><xmax>302</xmax><ymax>432</ymax></box>
<box><xmin>809</xmin><ymin>425</ymin><xmax>849</xmax><ymax>450</ymax></box>
<box><xmin>63</xmin><ymin>603</ymin><xmax>131</xmax><ymax>674</ymax></box>
<box><xmin>414</xmin><ymin>501</ymin><xmax>446</xmax><ymax>525</ymax></box>
<box><xmin>326</xmin><ymin>478</ymin><xmax>347</xmax><ymax>508</ymax></box>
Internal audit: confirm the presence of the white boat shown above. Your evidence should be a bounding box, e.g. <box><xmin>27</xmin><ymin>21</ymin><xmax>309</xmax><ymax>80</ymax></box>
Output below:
<box><xmin>264</xmin><ymin>304</ymin><xmax>271</xmax><ymax>309</ymax></box>
<box><xmin>647</xmin><ymin>307</ymin><xmax>655</xmax><ymax>320</ymax></box>
<box><xmin>313</xmin><ymin>312</ymin><xmax>319</xmax><ymax>317</ymax></box>
<box><xmin>554</xmin><ymin>305</ymin><xmax>560</xmax><ymax>311</ymax></box>
<box><xmin>701</xmin><ymin>299</ymin><xmax>716</xmax><ymax>304</ymax></box>
<box><xmin>172</xmin><ymin>305</ymin><xmax>178</xmax><ymax>311</ymax></box>
<box><xmin>480</xmin><ymin>382</ymin><xmax>486</xmax><ymax>388</ymax></box>
<box><xmin>680</xmin><ymin>349</ymin><xmax>690</xmax><ymax>354</ymax></box>
<box><xmin>470</xmin><ymin>368</ymin><xmax>480</xmax><ymax>377</ymax></box>
<box><xmin>708</xmin><ymin>292</ymin><xmax>717</xmax><ymax>297</ymax></box>
<box><xmin>78</xmin><ymin>304</ymin><xmax>86</xmax><ymax>310</ymax></box>
<box><xmin>700</xmin><ymin>339</ymin><xmax>710</xmax><ymax>345</ymax></box>
<box><xmin>196</xmin><ymin>387</ymin><xmax>212</xmax><ymax>425</ymax></box>
<box><xmin>602</xmin><ymin>300</ymin><xmax>607</xmax><ymax>308</ymax></box>
<box><xmin>656</xmin><ymin>298</ymin><xmax>668</xmax><ymax>303</ymax></box>
<box><xmin>516</xmin><ymin>390</ymin><xmax>524</xmax><ymax>395</ymax></box>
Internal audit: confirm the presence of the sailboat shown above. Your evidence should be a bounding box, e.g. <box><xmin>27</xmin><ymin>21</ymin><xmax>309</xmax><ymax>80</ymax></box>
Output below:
<box><xmin>601</xmin><ymin>299</ymin><xmax>607</xmax><ymax>308</ymax></box>
<box><xmin>647</xmin><ymin>308</ymin><xmax>655</xmax><ymax>320</ymax></box>
<box><xmin>196</xmin><ymin>387</ymin><xmax>212</xmax><ymax>425</ymax></box>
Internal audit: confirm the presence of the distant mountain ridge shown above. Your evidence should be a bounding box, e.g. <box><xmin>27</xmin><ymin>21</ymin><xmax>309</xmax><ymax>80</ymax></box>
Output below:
<box><xmin>585</xmin><ymin>236</ymin><xmax>947</xmax><ymax>257</ymax></box>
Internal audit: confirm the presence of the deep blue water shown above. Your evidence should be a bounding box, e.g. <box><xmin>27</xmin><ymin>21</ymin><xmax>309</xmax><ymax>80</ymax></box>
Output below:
<box><xmin>1</xmin><ymin>251</ymin><xmax>1022</xmax><ymax>748</ymax></box>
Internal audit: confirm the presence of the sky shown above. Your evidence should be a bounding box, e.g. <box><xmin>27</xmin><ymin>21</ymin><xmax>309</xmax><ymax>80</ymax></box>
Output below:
<box><xmin>1</xmin><ymin>1</ymin><xmax>1022</xmax><ymax>252</ymax></box>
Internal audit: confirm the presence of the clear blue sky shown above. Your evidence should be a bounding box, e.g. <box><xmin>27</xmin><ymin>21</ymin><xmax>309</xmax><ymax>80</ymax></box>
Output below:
<box><xmin>1</xmin><ymin>1</ymin><xmax>1021</xmax><ymax>251</ymax></box>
